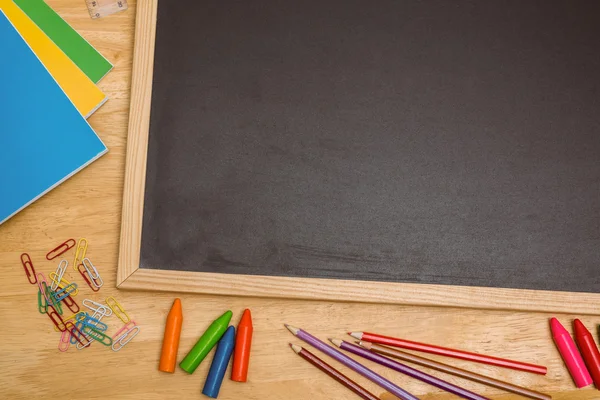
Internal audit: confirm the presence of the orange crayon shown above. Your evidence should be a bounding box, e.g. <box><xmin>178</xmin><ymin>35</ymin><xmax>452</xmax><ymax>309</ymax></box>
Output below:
<box><xmin>231</xmin><ymin>308</ymin><xmax>253</xmax><ymax>382</ymax></box>
<box><xmin>159</xmin><ymin>298</ymin><xmax>183</xmax><ymax>373</ymax></box>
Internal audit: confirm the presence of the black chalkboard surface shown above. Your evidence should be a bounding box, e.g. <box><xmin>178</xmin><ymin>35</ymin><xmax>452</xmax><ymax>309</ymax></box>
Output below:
<box><xmin>139</xmin><ymin>0</ymin><xmax>600</xmax><ymax>294</ymax></box>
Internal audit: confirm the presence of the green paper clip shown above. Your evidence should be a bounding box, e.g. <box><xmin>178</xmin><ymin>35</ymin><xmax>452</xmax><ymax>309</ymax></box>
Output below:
<box><xmin>83</xmin><ymin>326</ymin><xmax>113</xmax><ymax>347</ymax></box>
<box><xmin>43</xmin><ymin>283</ymin><xmax>63</xmax><ymax>315</ymax></box>
<box><xmin>37</xmin><ymin>289</ymin><xmax>47</xmax><ymax>314</ymax></box>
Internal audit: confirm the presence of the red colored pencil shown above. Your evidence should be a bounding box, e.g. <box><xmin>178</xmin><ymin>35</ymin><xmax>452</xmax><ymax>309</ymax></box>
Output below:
<box><xmin>349</xmin><ymin>332</ymin><xmax>547</xmax><ymax>375</ymax></box>
<box><xmin>574</xmin><ymin>319</ymin><xmax>600</xmax><ymax>389</ymax></box>
<box><xmin>289</xmin><ymin>344</ymin><xmax>380</xmax><ymax>400</ymax></box>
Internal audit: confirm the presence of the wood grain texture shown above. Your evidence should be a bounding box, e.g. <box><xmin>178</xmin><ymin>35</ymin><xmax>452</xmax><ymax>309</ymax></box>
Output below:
<box><xmin>0</xmin><ymin>1</ymin><xmax>599</xmax><ymax>399</ymax></box>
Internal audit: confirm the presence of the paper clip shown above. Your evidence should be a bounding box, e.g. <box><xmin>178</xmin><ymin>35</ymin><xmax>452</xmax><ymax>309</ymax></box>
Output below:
<box><xmin>46</xmin><ymin>239</ymin><xmax>76</xmax><ymax>260</ymax></box>
<box><xmin>82</xmin><ymin>299</ymin><xmax>112</xmax><ymax>316</ymax></box>
<box><xmin>55</xmin><ymin>312</ymin><xmax>85</xmax><ymax>332</ymax></box>
<box><xmin>83</xmin><ymin>326</ymin><xmax>113</xmax><ymax>346</ymax></box>
<box><xmin>66</xmin><ymin>321</ymin><xmax>92</xmax><ymax>348</ymax></box>
<box><xmin>36</xmin><ymin>273</ymin><xmax>48</xmax><ymax>299</ymax></box>
<box><xmin>49</xmin><ymin>273</ymin><xmax>78</xmax><ymax>296</ymax></box>
<box><xmin>21</xmin><ymin>253</ymin><xmax>37</xmax><ymax>284</ymax></box>
<box><xmin>81</xmin><ymin>315</ymin><xmax>108</xmax><ymax>332</ymax></box>
<box><xmin>61</xmin><ymin>294</ymin><xmax>80</xmax><ymax>313</ymax></box>
<box><xmin>106</xmin><ymin>297</ymin><xmax>130</xmax><ymax>323</ymax></box>
<box><xmin>50</xmin><ymin>260</ymin><xmax>68</xmax><ymax>290</ymax></box>
<box><xmin>44</xmin><ymin>282</ymin><xmax>62</xmax><ymax>313</ymax></box>
<box><xmin>37</xmin><ymin>289</ymin><xmax>48</xmax><ymax>314</ymax></box>
<box><xmin>82</xmin><ymin>258</ymin><xmax>103</xmax><ymax>288</ymax></box>
<box><xmin>72</xmin><ymin>238</ymin><xmax>88</xmax><ymax>271</ymax></box>
<box><xmin>47</xmin><ymin>305</ymin><xmax>66</xmax><ymax>332</ymax></box>
<box><xmin>113</xmin><ymin>320</ymin><xmax>137</xmax><ymax>339</ymax></box>
<box><xmin>77</xmin><ymin>263</ymin><xmax>100</xmax><ymax>292</ymax></box>
<box><xmin>112</xmin><ymin>325</ymin><xmax>140</xmax><ymax>352</ymax></box>
<box><xmin>58</xmin><ymin>330</ymin><xmax>71</xmax><ymax>352</ymax></box>
<box><xmin>53</xmin><ymin>283</ymin><xmax>78</xmax><ymax>302</ymax></box>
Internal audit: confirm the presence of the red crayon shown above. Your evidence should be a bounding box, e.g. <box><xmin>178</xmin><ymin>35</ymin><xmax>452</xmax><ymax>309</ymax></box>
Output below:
<box><xmin>574</xmin><ymin>319</ymin><xmax>600</xmax><ymax>389</ymax></box>
<box><xmin>550</xmin><ymin>318</ymin><xmax>592</xmax><ymax>388</ymax></box>
<box><xmin>231</xmin><ymin>309</ymin><xmax>253</xmax><ymax>382</ymax></box>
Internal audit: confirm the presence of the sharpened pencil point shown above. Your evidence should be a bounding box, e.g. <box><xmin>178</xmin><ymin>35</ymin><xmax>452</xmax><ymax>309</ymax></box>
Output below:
<box><xmin>358</xmin><ymin>341</ymin><xmax>372</xmax><ymax>349</ymax></box>
<box><xmin>290</xmin><ymin>344</ymin><xmax>302</xmax><ymax>354</ymax></box>
<box><xmin>285</xmin><ymin>324</ymin><xmax>299</xmax><ymax>335</ymax></box>
<box><xmin>348</xmin><ymin>332</ymin><xmax>362</xmax><ymax>340</ymax></box>
<box><xmin>329</xmin><ymin>338</ymin><xmax>343</xmax><ymax>347</ymax></box>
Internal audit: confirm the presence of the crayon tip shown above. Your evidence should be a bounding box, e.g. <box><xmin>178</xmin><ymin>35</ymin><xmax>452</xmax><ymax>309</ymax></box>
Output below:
<box><xmin>239</xmin><ymin>309</ymin><xmax>252</xmax><ymax>326</ymax></box>
<box><xmin>171</xmin><ymin>298</ymin><xmax>182</xmax><ymax>312</ymax></box>
<box><xmin>215</xmin><ymin>310</ymin><xmax>233</xmax><ymax>325</ymax></box>
<box><xmin>550</xmin><ymin>317</ymin><xmax>564</xmax><ymax>334</ymax></box>
<box><xmin>573</xmin><ymin>319</ymin><xmax>589</xmax><ymax>337</ymax></box>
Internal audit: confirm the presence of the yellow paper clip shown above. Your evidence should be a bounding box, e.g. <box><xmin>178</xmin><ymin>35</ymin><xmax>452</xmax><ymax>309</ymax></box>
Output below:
<box><xmin>72</xmin><ymin>238</ymin><xmax>88</xmax><ymax>271</ymax></box>
<box><xmin>106</xmin><ymin>297</ymin><xmax>130</xmax><ymax>324</ymax></box>
<box><xmin>49</xmin><ymin>273</ymin><xmax>79</xmax><ymax>296</ymax></box>
<box><xmin>54</xmin><ymin>311</ymin><xmax>86</xmax><ymax>332</ymax></box>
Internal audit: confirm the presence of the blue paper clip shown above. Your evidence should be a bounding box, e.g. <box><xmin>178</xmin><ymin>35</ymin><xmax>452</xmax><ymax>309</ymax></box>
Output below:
<box><xmin>82</xmin><ymin>315</ymin><xmax>108</xmax><ymax>332</ymax></box>
<box><xmin>53</xmin><ymin>283</ymin><xmax>78</xmax><ymax>302</ymax></box>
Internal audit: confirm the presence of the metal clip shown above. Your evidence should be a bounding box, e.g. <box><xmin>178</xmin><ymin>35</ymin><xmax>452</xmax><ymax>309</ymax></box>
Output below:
<box><xmin>58</xmin><ymin>330</ymin><xmax>71</xmax><ymax>352</ymax></box>
<box><xmin>46</xmin><ymin>239</ymin><xmax>76</xmax><ymax>260</ymax></box>
<box><xmin>37</xmin><ymin>289</ymin><xmax>48</xmax><ymax>314</ymax></box>
<box><xmin>61</xmin><ymin>293</ymin><xmax>80</xmax><ymax>313</ymax></box>
<box><xmin>83</xmin><ymin>326</ymin><xmax>113</xmax><ymax>346</ymax></box>
<box><xmin>49</xmin><ymin>273</ymin><xmax>78</xmax><ymax>296</ymax></box>
<box><xmin>50</xmin><ymin>260</ymin><xmax>68</xmax><ymax>290</ymax></box>
<box><xmin>82</xmin><ymin>258</ymin><xmax>103</xmax><ymax>288</ymax></box>
<box><xmin>54</xmin><ymin>312</ymin><xmax>86</xmax><ymax>332</ymax></box>
<box><xmin>47</xmin><ymin>305</ymin><xmax>66</xmax><ymax>332</ymax></box>
<box><xmin>106</xmin><ymin>297</ymin><xmax>130</xmax><ymax>323</ymax></box>
<box><xmin>21</xmin><ymin>253</ymin><xmax>37</xmax><ymax>284</ymax></box>
<box><xmin>77</xmin><ymin>263</ymin><xmax>99</xmax><ymax>292</ymax></box>
<box><xmin>82</xmin><ymin>299</ymin><xmax>112</xmax><ymax>316</ymax></box>
<box><xmin>112</xmin><ymin>324</ymin><xmax>140</xmax><ymax>352</ymax></box>
<box><xmin>72</xmin><ymin>238</ymin><xmax>88</xmax><ymax>271</ymax></box>
<box><xmin>53</xmin><ymin>283</ymin><xmax>78</xmax><ymax>302</ymax></box>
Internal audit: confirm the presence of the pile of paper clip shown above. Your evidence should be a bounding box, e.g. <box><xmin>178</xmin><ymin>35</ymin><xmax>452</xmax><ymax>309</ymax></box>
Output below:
<box><xmin>20</xmin><ymin>238</ymin><xmax>140</xmax><ymax>352</ymax></box>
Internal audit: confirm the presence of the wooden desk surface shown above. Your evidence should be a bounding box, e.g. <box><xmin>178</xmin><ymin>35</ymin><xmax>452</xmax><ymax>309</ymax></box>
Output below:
<box><xmin>0</xmin><ymin>1</ymin><xmax>598</xmax><ymax>399</ymax></box>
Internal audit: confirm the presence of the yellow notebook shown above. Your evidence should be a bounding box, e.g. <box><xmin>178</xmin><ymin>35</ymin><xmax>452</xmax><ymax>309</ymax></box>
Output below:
<box><xmin>0</xmin><ymin>0</ymin><xmax>106</xmax><ymax>118</ymax></box>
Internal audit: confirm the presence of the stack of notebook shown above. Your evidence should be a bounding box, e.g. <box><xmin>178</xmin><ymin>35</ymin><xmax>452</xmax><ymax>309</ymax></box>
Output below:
<box><xmin>0</xmin><ymin>0</ymin><xmax>111</xmax><ymax>225</ymax></box>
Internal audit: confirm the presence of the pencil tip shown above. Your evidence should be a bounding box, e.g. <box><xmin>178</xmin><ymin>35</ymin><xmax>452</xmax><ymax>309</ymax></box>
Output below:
<box><xmin>285</xmin><ymin>324</ymin><xmax>299</xmax><ymax>335</ymax></box>
<box><xmin>329</xmin><ymin>338</ymin><xmax>343</xmax><ymax>347</ymax></box>
<box><xmin>358</xmin><ymin>341</ymin><xmax>372</xmax><ymax>349</ymax></box>
<box><xmin>348</xmin><ymin>332</ymin><xmax>362</xmax><ymax>340</ymax></box>
<box><xmin>290</xmin><ymin>343</ymin><xmax>302</xmax><ymax>353</ymax></box>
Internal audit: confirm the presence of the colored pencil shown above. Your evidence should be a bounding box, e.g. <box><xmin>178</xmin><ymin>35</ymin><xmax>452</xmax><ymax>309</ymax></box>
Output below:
<box><xmin>360</xmin><ymin>341</ymin><xmax>551</xmax><ymax>400</ymax></box>
<box><xmin>285</xmin><ymin>325</ymin><xmax>418</xmax><ymax>400</ymax></box>
<box><xmin>332</xmin><ymin>339</ymin><xmax>489</xmax><ymax>400</ymax></box>
<box><xmin>349</xmin><ymin>332</ymin><xmax>547</xmax><ymax>375</ymax></box>
<box><xmin>290</xmin><ymin>344</ymin><xmax>380</xmax><ymax>400</ymax></box>
<box><xmin>574</xmin><ymin>319</ymin><xmax>600</xmax><ymax>389</ymax></box>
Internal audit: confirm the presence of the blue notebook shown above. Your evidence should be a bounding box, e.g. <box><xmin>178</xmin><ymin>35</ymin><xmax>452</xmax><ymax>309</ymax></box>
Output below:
<box><xmin>0</xmin><ymin>11</ymin><xmax>107</xmax><ymax>225</ymax></box>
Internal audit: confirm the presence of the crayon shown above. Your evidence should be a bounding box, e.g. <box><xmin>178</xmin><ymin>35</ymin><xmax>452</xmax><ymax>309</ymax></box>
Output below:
<box><xmin>573</xmin><ymin>319</ymin><xmax>600</xmax><ymax>389</ymax></box>
<box><xmin>159</xmin><ymin>298</ymin><xmax>183</xmax><ymax>373</ymax></box>
<box><xmin>202</xmin><ymin>326</ymin><xmax>236</xmax><ymax>398</ymax></box>
<box><xmin>180</xmin><ymin>310</ymin><xmax>232</xmax><ymax>373</ymax></box>
<box><xmin>550</xmin><ymin>318</ymin><xmax>592</xmax><ymax>388</ymax></box>
<box><xmin>231</xmin><ymin>309</ymin><xmax>253</xmax><ymax>382</ymax></box>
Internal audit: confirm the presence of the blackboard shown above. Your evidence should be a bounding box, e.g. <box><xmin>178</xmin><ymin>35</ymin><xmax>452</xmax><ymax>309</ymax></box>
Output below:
<box><xmin>120</xmin><ymin>0</ymin><xmax>600</xmax><ymax>309</ymax></box>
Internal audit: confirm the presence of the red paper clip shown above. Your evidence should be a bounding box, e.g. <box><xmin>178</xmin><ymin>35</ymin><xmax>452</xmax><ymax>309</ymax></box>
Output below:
<box><xmin>46</xmin><ymin>239</ymin><xmax>76</xmax><ymax>260</ymax></box>
<box><xmin>62</xmin><ymin>294</ymin><xmax>80</xmax><ymax>313</ymax></box>
<box><xmin>66</xmin><ymin>321</ymin><xmax>92</xmax><ymax>347</ymax></box>
<box><xmin>77</xmin><ymin>263</ymin><xmax>99</xmax><ymax>292</ymax></box>
<box><xmin>47</xmin><ymin>305</ymin><xmax>66</xmax><ymax>332</ymax></box>
<box><xmin>20</xmin><ymin>253</ymin><xmax>37</xmax><ymax>284</ymax></box>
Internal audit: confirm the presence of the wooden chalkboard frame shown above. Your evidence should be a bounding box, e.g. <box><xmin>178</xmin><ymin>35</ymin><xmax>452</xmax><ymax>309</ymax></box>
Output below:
<box><xmin>117</xmin><ymin>0</ymin><xmax>600</xmax><ymax>315</ymax></box>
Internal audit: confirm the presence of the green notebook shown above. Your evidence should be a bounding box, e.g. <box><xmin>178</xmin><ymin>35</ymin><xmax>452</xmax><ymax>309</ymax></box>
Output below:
<box><xmin>14</xmin><ymin>0</ymin><xmax>113</xmax><ymax>83</ymax></box>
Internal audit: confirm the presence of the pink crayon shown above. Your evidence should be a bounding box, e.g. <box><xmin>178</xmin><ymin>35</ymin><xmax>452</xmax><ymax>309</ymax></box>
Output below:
<box><xmin>550</xmin><ymin>318</ymin><xmax>592</xmax><ymax>388</ymax></box>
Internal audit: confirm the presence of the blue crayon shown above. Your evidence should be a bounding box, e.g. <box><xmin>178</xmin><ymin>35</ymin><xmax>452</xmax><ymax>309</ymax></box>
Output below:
<box><xmin>202</xmin><ymin>326</ymin><xmax>236</xmax><ymax>398</ymax></box>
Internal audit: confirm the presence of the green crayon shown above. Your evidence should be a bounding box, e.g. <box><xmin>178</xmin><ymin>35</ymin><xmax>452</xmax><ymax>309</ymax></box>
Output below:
<box><xmin>179</xmin><ymin>310</ymin><xmax>233</xmax><ymax>373</ymax></box>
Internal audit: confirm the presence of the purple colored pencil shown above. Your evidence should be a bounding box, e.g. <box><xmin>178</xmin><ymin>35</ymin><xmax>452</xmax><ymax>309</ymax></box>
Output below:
<box><xmin>285</xmin><ymin>325</ymin><xmax>419</xmax><ymax>400</ymax></box>
<box><xmin>332</xmin><ymin>339</ymin><xmax>490</xmax><ymax>400</ymax></box>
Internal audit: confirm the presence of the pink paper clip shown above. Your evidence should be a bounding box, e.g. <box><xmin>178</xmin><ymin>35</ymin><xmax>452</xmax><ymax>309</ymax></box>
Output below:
<box><xmin>21</xmin><ymin>253</ymin><xmax>37</xmax><ymax>284</ymax></box>
<box><xmin>46</xmin><ymin>239</ymin><xmax>76</xmax><ymax>260</ymax></box>
<box><xmin>47</xmin><ymin>305</ymin><xmax>66</xmax><ymax>332</ymax></box>
<box><xmin>113</xmin><ymin>320</ymin><xmax>137</xmax><ymax>340</ymax></box>
<box><xmin>61</xmin><ymin>294</ymin><xmax>80</xmax><ymax>313</ymax></box>
<box><xmin>77</xmin><ymin>263</ymin><xmax>99</xmax><ymax>292</ymax></box>
<box><xmin>58</xmin><ymin>330</ymin><xmax>71</xmax><ymax>352</ymax></box>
